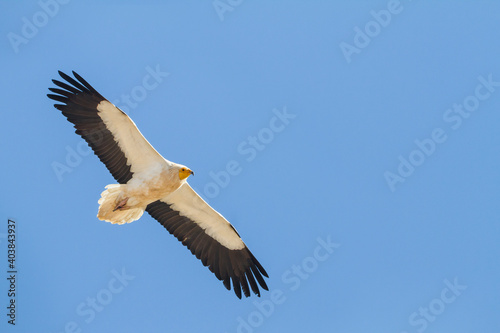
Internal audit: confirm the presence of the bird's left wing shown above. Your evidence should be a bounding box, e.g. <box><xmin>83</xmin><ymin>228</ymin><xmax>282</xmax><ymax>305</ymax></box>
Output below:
<box><xmin>146</xmin><ymin>183</ymin><xmax>268</xmax><ymax>298</ymax></box>
<box><xmin>47</xmin><ymin>71</ymin><xmax>166</xmax><ymax>184</ymax></box>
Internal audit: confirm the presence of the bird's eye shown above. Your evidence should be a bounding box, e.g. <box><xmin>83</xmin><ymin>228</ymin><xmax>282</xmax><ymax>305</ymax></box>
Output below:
<box><xmin>181</xmin><ymin>168</ymin><xmax>185</xmax><ymax>171</ymax></box>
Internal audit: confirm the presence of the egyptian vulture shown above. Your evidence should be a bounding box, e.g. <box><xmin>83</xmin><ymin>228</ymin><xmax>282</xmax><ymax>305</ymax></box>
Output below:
<box><xmin>47</xmin><ymin>71</ymin><xmax>268</xmax><ymax>298</ymax></box>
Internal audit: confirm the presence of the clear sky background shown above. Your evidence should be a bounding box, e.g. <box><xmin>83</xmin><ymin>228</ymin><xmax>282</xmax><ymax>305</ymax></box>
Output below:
<box><xmin>1</xmin><ymin>1</ymin><xmax>500</xmax><ymax>332</ymax></box>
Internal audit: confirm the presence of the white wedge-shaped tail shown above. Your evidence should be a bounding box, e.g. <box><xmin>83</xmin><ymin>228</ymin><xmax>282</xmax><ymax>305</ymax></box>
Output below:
<box><xmin>97</xmin><ymin>184</ymin><xmax>145</xmax><ymax>224</ymax></box>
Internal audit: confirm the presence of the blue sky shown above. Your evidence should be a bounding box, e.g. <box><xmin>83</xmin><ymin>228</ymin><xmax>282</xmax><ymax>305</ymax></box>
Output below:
<box><xmin>1</xmin><ymin>1</ymin><xmax>500</xmax><ymax>332</ymax></box>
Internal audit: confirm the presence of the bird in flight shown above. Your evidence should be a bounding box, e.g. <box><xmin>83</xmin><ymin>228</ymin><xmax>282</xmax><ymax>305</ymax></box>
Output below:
<box><xmin>47</xmin><ymin>71</ymin><xmax>268</xmax><ymax>298</ymax></box>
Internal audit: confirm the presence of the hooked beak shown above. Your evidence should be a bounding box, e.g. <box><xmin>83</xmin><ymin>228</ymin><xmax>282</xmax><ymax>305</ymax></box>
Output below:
<box><xmin>179</xmin><ymin>168</ymin><xmax>194</xmax><ymax>180</ymax></box>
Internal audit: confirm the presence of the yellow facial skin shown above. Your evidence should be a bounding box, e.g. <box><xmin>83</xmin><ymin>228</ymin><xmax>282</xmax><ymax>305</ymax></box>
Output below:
<box><xmin>179</xmin><ymin>167</ymin><xmax>194</xmax><ymax>180</ymax></box>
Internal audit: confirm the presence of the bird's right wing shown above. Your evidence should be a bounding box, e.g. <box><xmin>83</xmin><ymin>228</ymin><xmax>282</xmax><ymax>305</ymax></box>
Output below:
<box><xmin>146</xmin><ymin>183</ymin><xmax>269</xmax><ymax>298</ymax></box>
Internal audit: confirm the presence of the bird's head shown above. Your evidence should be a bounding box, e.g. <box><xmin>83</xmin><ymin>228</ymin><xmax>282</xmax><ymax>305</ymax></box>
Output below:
<box><xmin>178</xmin><ymin>166</ymin><xmax>194</xmax><ymax>180</ymax></box>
